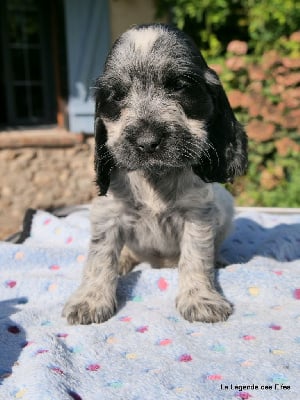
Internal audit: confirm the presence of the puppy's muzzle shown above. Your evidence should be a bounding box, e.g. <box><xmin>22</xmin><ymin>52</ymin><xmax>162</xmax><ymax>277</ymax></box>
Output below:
<box><xmin>136</xmin><ymin>135</ymin><xmax>162</xmax><ymax>153</ymax></box>
<box><xmin>125</xmin><ymin>121</ymin><xmax>164</xmax><ymax>154</ymax></box>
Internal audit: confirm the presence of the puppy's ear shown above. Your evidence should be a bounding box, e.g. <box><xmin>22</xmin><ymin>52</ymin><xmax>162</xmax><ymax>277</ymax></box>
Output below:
<box><xmin>94</xmin><ymin>114</ymin><xmax>115</xmax><ymax>195</ymax></box>
<box><xmin>192</xmin><ymin>68</ymin><xmax>248</xmax><ymax>183</ymax></box>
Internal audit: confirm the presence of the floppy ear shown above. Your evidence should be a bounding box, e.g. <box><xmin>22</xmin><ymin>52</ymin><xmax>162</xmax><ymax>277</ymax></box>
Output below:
<box><xmin>94</xmin><ymin>113</ymin><xmax>115</xmax><ymax>196</ymax></box>
<box><xmin>192</xmin><ymin>68</ymin><xmax>248</xmax><ymax>183</ymax></box>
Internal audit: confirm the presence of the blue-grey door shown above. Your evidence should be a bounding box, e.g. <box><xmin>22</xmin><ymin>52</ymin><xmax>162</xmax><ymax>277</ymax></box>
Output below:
<box><xmin>64</xmin><ymin>0</ymin><xmax>110</xmax><ymax>133</ymax></box>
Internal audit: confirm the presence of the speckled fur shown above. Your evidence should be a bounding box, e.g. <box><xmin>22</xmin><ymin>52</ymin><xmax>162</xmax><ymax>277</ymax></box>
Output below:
<box><xmin>63</xmin><ymin>24</ymin><xmax>247</xmax><ymax>324</ymax></box>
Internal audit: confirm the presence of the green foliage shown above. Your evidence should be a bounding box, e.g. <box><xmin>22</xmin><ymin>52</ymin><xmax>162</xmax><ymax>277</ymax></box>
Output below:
<box><xmin>156</xmin><ymin>0</ymin><xmax>246</xmax><ymax>56</ymax></box>
<box><xmin>241</xmin><ymin>141</ymin><xmax>300</xmax><ymax>208</ymax></box>
<box><xmin>208</xmin><ymin>41</ymin><xmax>300</xmax><ymax>208</ymax></box>
<box><xmin>156</xmin><ymin>0</ymin><xmax>300</xmax><ymax>56</ymax></box>
<box><xmin>276</xmin><ymin>34</ymin><xmax>300</xmax><ymax>57</ymax></box>
<box><xmin>246</xmin><ymin>0</ymin><xmax>300</xmax><ymax>54</ymax></box>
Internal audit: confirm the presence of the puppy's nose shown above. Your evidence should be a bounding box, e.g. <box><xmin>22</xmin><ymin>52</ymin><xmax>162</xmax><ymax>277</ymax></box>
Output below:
<box><xmin>136</xmin><ymin>136</ymin><xmax>161</xmax><ymax>153</ymax></box>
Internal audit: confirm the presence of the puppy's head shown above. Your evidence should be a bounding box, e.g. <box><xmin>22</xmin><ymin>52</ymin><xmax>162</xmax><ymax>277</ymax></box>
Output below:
<box><xmin>94</xmin><ymin>24</ymin><xmax>247</xmax><ymax>194</ymax></box>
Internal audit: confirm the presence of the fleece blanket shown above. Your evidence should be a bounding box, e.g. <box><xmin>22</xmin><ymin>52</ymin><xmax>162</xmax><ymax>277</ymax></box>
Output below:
<box><xmin>0</xmin><ymin>207</ymin><xmax>300</xmax><ymax>400</ymax></box>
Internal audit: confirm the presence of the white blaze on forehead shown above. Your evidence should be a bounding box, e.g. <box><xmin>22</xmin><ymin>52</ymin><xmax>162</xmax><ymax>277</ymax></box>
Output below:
<box><xmin>126</xmin><ymin>27</ymin><xmax>161</xmax><ymax>55</ymax></box>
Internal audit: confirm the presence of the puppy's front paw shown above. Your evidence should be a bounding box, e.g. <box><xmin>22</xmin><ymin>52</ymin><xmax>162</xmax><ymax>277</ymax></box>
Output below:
<box><xmin>176</xmin><ymin>289</ymin><xmax>233</xmax><ymax>323</ymax></box>
<box><xmin>62</xmin><ymin>290</ymin><xmax>117</xmax><ymax>325</ymax></box>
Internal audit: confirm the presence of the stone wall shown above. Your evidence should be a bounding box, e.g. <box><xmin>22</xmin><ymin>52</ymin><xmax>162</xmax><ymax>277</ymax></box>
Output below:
<box><xmin>0</xmin><ymin>137</ymin><xmax>97</xmax><ymax>240</ymax></box>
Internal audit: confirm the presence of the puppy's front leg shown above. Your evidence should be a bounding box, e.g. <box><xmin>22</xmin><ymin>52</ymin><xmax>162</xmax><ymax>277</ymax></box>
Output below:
<box><xmin>176</xmin><ymin>214</ymin><xmax>233</xmax><ymax>323</ymax></box>
<box><xmin>63</xmin><ymin>198</ymin><xmax>124</xmax><ymax>324</ymax></box>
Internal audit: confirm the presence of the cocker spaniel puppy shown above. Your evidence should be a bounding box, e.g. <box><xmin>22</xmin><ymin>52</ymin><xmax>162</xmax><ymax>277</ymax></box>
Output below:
<box><xmin>63</xmin><ymin>24</ymin><xmax>247</xmax><ymax>324</ymax></box>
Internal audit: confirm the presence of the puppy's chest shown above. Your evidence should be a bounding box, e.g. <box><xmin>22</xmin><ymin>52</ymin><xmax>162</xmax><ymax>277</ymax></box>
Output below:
<box><xmin>123</xmin><ymin>206</ymin><xmax>183</xmax><ymax>257</ymax></box>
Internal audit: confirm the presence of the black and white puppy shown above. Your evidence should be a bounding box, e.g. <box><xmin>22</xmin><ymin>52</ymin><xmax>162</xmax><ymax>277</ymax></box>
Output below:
<box><xmin>63</xmin><ymin>24</ymin><xmax>247</xmax><ymax>324</ymax></box>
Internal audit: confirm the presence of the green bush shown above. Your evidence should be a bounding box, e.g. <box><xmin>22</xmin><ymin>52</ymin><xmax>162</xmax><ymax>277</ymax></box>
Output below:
<box><xmin>219</xmin><ymin>41</ymin><xmax>300</xmax><ymax>207</ymax></box>
<box><xmin>234</xmin><ymin>143</ymin><xmax>300</xmax><ymax>208</ymax></box>
<box><xmin>247</xmin><ymin>0</ymin><xmax>300</xmax><ymax>54</ymax></box>
<box><xmin>156</xmin><ymin>0</ymin><xmax>300</xmax><ymax>56</ymax></box>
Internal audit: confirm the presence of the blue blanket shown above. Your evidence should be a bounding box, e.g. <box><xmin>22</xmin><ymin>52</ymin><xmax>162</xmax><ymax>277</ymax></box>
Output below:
<box><xmin>1</xmin><ymin>208</ymin><xmax>300</xmax><ymax>399</ymax></box>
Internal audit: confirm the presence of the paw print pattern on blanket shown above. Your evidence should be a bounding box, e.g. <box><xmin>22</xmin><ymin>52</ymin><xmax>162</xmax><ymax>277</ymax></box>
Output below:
<box><xmin>0</xmin><ymin>210</ymin><xmax>300</xmax><ymax>399</ymax></box>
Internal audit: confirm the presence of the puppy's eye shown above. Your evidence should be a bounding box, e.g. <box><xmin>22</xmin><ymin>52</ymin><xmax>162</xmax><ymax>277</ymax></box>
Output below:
<box><xmin>173</xmin><ymin>80</ymin><xmax>188</xmax><ymax>91</ymax></box>
<box><xmin>109</xmin><ymin>90</ymin><xmax>126</xmax><ymax>103</ymax></box>
<box><xmin>165</xmin><ymin>78</ymin><xmax>189</xmax><ymax>92</ymax></box>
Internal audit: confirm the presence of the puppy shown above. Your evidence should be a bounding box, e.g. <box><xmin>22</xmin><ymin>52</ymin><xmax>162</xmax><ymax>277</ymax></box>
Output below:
<box><xmin>63</xmin><ymin>24</ymin><xmax>247</xmax><ymax>324</ymax></box>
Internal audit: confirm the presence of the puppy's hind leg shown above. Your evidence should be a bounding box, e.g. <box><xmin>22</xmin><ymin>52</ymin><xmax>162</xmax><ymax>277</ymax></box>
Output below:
<box><xmin>62</xmin><ymin>198</ymin><xmax>124</xmax><ymax>325</ymax></box>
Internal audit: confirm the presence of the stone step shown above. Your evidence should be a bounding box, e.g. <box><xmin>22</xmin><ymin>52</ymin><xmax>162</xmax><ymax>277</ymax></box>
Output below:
<box><xmin>0</xmin><ymin>128</ymin><xmax>85</xmax><ymax>149</ymax></box>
